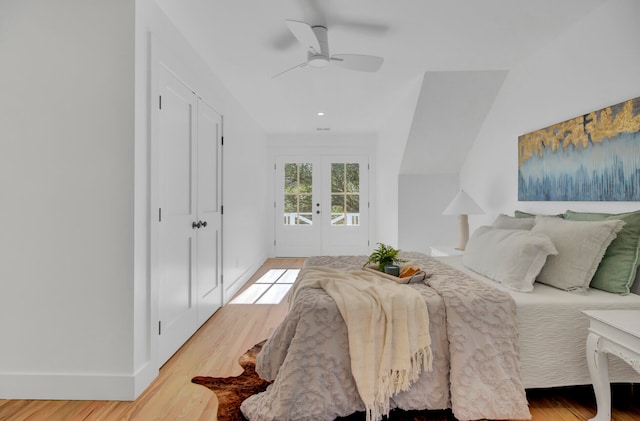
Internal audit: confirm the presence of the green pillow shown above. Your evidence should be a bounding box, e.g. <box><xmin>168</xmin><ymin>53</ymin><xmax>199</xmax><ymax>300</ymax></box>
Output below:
<box><xmin>564</xmin><ymin>210</ymin><xmax>640</xmax><ymax>295</ymax></box>
<box><xmin>515</xmin><ymin>210</ymin><xmax>565</xmax><ymax>219</ymax></box>
<box><xmin>515</xmin><ymin>210</ymin><xmax>536</xmax><ymax>218</ymax></box>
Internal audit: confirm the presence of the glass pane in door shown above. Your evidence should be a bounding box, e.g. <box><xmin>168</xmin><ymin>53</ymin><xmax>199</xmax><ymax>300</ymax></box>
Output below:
<box><xmin>283</xmin><ymin>162</ymin><xmax>313</xmax><ymax>225</ymax></box>
<box><xmin>330</xmin><ymin>163</ymin><xmax>360</xmax><ymax>226</ymax></box>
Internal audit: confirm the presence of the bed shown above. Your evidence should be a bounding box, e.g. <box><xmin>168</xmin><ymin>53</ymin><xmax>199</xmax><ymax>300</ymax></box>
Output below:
<box><xmin>441</xmin><ymin>255</ymin><xmax>640</xmax><ymax>390</ymax></box>
<box><xmin>241</xmin><ymin>212</ymin><xmax>640</xmax><ymax>421</ymax></box>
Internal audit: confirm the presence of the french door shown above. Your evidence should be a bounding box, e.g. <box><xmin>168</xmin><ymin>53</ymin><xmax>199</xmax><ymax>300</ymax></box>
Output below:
<box><xmin>275</xmin><ymin>155</ymin><xmax>369</xmax><ymax>257</ymax></box>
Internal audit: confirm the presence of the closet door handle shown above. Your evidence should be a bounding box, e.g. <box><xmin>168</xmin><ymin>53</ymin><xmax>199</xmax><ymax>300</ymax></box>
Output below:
<box><xmin>192</xmin><ymin>221</ymin><xmax>201</xmax><ymax>229</ymax></box>
<box><xmin>200</xmin><ymin>220</ymin><xmax>208</xmax><ymax>228</ymax></box>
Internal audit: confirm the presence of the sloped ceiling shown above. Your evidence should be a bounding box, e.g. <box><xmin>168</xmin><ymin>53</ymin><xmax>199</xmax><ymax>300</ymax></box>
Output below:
<box><xmin>400</xmin><ymin>70</ymin><xmax>508</xmax><ymax>174</ymax></box>
<box><xmin>154</xmin><ymin>0</ymin><xmax>607</xmax><ymax>173</ymax></box>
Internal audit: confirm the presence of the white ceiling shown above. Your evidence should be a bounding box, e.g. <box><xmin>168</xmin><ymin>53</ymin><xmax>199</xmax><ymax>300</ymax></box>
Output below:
<box><xmin>154</xmin><ymin>0</ymin><xmax>607</xmax><ymax>171</ymax></box>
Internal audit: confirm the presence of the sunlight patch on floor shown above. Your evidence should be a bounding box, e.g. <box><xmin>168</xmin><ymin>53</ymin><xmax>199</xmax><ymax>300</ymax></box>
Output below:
<box><xmin>230</xmin><ymin>269</ymin><xmax>300</xmax><ymax>304</ymax></box>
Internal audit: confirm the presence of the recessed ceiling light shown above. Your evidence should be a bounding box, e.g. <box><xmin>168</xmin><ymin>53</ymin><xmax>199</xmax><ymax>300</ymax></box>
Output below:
<box><xmin>317</xmin><ymin>112</ymin><xmax>325</xmax><ymax>116</ymax></box>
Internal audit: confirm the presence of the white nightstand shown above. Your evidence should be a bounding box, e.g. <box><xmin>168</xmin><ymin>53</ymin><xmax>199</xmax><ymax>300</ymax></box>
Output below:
<box><xmin>429</xmin><ymin>246</ymin><xmax>464</xmax><ymax>257</ymax></box>
<box><xmin>583</xmin><ymin>310</ymin><xmax>640</xmax><ymax>421</ymax></box>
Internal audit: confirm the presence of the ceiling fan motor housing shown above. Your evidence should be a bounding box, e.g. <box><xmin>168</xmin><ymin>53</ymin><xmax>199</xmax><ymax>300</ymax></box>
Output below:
<box><xmin>308</xmin><ymin>26</ymin><xmax>329</xmax><ymax>67</ymax></box>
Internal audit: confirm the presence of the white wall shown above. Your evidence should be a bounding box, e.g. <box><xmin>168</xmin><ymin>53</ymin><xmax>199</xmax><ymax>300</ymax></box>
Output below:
<box><xmin>221</xmin><ymin>100</ymin><xmax>271</xmax><ymax>302</ymax></box>
<box><xmin>375</xmin><ymin>76</ymin><xmax>424</xmax><ymax>247</ymax></box>
<box><xmin>0</xmin><ymin>0</ymin><xmax>136</xmax><ymax>399</ymax></box>
<box><xmin>139</xmin><ymin>0</ymin><xmax>274</xmax><ymax>390</ymax></box>
<box><xmin>398</xmin><ymin>174</ymin><xmax>459</xmax><ymax>253</ymax></box>
<box><xmin>136</xmin><ymin>2</ymin><xmax>271</xmax><ymax>306</ymax></box>
<box><xmin>461</xmin><ymin>0</ymin><xmax>640</xmax><ymax>231</ymax></box>
<box><xmin>0</xmin><ymin>0</ymin><xmax>270</xmax><ymax>401</ymax></box>
<box><xmin>135</xmin><ymin>2</ymin><xmax>271</xmax><ymax>305</ymax></box>
<box><xmin>137</xmin><ymin>0</ymin><xmax>273</xmax><ymax>396</ymax></box>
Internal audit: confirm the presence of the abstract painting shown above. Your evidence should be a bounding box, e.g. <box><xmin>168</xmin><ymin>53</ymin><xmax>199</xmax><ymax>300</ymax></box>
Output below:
<box><xmin>518</xmin><ymin>97</ymin><xmax>640</xmax><ymax>201</ymax></box>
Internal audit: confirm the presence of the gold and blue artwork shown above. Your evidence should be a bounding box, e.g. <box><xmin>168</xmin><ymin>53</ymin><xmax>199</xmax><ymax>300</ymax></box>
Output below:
<box><xmin>518</xmin><ymin>97</ymin><xmax>640</xmax><ymax>201</ymax></box>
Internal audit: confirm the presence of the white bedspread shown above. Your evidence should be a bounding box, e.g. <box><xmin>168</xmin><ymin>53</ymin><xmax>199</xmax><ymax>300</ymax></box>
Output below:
<box><xmin>438</xmin><ymin>255</ymin><xmax>640</xmax><ymax>388</ymax></box>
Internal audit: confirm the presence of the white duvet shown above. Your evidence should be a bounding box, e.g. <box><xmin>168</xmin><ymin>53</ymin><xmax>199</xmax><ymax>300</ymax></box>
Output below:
<box><xmin>440</xmin><ymin>255</ymin><xmax>640</xmax><ymax>389</ymax></box>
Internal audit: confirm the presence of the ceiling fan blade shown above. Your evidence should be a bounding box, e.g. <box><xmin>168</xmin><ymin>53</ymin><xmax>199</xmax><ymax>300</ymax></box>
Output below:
<box><xmin>331</xmin><ymin>54</ymin><xmax>384</xmax><ymax>72</ymax></box>
<box><xmin>285</xmin><ymin>20</ymin><xmax>321</xmax><ymax>53</ymax></box>
<box><xmin>272</xmin><ymin>61</ymin><xmax>308</xmax><ymax>79</ymax></box>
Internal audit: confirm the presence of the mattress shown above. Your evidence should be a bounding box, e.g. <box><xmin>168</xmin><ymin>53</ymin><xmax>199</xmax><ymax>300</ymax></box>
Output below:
<box><xmin>437</xmin><ymin>255</ymin><xmax>640</xmax><ymax>389</ymax></box>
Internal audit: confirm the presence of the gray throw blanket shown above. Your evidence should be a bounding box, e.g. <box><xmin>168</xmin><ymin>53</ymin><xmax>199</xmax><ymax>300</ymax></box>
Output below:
<box><xmin>241</xmin><ymin>253</ymin><xmax>531</xmax><ymax>421</ymax></box>
<box><xmin>425</xmin><ymin>258</ymin><xmax>530</xmax><ymax>420</ymax></box>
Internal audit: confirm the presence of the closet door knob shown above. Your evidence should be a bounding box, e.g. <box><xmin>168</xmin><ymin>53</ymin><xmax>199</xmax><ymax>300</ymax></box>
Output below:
<box><xmin>192</xmin><ymin>221</ymin><xmax>201</xmax><ymax>229</ymax></box>
<box><xmin>200</xmin><ymin>220</ymin><xmax>208</xmax><ymax>228</ymax></box>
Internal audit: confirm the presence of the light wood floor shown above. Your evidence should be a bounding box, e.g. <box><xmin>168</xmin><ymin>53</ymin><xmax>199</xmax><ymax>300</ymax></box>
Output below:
<box><xmin>1</xmin><ymin>257</ymin><xmax>638</xmax><ymax>421</ymax></box>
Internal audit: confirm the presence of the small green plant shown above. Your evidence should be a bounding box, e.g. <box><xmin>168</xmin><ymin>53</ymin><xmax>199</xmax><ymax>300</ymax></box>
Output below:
<box><xmin>363</xmin><ymin>243</ymin><xmax>406</xmax><ymax>271</ymax></box>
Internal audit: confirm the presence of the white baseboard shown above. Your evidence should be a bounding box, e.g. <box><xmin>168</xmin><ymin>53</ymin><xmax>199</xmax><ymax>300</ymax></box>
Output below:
<box><xmin>134</xmin><ymin>360</ymin><xmax>158</xmax><ymax>399</ymax></box>
<box><xmin>223</xmin><ymin>254</ymin><xmax>267</xmax><ymax>305</ymax></box>
<box><xmin>0</xmin><ymin>362</ymin><xmax>157</xmax><ymax>401</ymax></box>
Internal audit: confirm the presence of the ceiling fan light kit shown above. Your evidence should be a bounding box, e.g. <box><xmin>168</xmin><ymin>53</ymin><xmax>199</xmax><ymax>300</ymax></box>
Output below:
<box><xmin>273</xmin><ymin>19</ymin><xmax>383</xmax><ymax>78</ymax></box>
<box><xmin>308</xmin><ymin>53</ymin><xmax>329</xmax><ymax>67</ymax></box>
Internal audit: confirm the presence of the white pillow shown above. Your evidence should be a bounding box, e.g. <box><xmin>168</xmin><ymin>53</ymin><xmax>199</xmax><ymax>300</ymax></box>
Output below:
<box><xmin>463</xmin><ymin>226</ymin><xmax>558</xmax><ymax>292</ymax></box>
<box><xmin>531</xmin><ymin>216</ymin><xmax>625</xmax><ymax>294</ymax></box>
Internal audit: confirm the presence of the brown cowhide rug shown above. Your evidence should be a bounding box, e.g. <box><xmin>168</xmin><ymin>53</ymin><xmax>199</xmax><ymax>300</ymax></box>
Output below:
<box><xmin>191</xmin><ymin>341</ymin><xmax>456</xmax><ymax>421</ymax></box>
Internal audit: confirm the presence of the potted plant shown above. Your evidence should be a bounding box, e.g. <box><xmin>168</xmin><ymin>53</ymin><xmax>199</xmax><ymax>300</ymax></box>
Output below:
<box><xmin>363</xmin><ymin>243</ymin><xmax>406</xmax><ymax>272</ymax></box>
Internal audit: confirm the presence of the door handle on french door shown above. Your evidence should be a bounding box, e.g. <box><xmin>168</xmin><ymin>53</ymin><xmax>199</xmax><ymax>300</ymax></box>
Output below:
<box><xmin>200</xmin><ymin>220</ymin><xmax>207</xmax><ymax>227</ymax></box>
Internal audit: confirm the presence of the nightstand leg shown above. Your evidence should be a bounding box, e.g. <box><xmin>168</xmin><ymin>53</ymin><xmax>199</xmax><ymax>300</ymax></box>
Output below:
<box><xmin>586</xmin><ymin>332</ymin><xmax>611</xmax><ymax>421</ymax></box>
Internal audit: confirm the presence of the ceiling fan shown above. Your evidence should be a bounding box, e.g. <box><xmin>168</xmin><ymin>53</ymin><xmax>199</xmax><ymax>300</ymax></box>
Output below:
<box><xmin>273</xmin><ymin>19</ymin><xmax>384</xmax><ymax>78</ymax></box>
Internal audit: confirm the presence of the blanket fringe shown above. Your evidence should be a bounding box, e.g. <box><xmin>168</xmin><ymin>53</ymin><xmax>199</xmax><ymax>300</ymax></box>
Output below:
<box><xmin>367</xmin><ymin>346</ymin><xmax>433</xmax><ymax>421</ymax></box>
<box><xmin>293</xmin><ymin>267</ymin><xmax>433</xmax><ymax>421</ymax></box>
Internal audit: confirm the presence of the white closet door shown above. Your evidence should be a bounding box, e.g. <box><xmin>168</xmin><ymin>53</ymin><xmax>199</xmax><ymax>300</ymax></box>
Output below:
<box><xmin>195</xmin><ymin>99</ymin><xmax>223</xmax><ymax>325</ymax></box>
<box><xmin>157</xmin><ymin>65</ymin><xmax>198</xmax><ymax>365</ymax></box>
